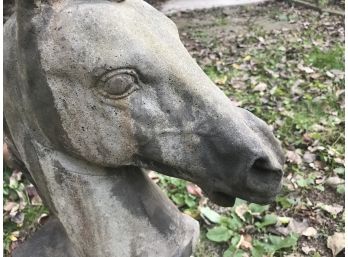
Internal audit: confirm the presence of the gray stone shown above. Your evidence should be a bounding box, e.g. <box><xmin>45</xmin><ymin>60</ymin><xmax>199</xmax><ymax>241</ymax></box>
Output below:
<box><xmin>4</xmin><ymin>0</ymin><xmax>284</xmax><ymax>256</ymax></box>
<box><xmin>13</xmin><ymin>218</ymin><xmax>78</xmax><ymax>257</ymax></box>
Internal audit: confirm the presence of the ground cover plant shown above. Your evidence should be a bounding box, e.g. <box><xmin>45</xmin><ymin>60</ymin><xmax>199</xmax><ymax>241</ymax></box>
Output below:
<box><xmin>3</xmin><ymin>2</ymin><xmax>344</xmax><ymax>256</ymax></box>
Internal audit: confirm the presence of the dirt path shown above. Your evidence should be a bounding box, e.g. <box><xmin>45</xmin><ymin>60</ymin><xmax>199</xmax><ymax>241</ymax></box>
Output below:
<box><xmin>161</xmin><ymin>0</ymin><xmax>269</xmax><ymax>14</ymax></box>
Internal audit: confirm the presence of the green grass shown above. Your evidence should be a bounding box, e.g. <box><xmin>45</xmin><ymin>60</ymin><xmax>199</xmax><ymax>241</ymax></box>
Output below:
<box><xmin>306</xmin><ymin>45</ymin><xmax>344</xmax><ymax>70</ymax></box>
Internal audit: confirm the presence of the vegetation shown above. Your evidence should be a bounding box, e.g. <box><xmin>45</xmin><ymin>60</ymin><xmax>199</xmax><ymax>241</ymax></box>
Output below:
<box><xmin>3</xmin><ymin>2</ymin><xmax>344</xmax><ymax>257</ymax></box>
<box><xmin>168</xmin><ymin>3</ymin><xmax>344</xmax><ymax>256</ymax></box>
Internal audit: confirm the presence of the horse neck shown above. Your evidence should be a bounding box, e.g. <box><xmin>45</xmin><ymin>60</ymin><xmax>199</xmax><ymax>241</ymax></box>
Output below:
<box><xmin>29</xmin><ymin>141</ymin><xmax>199</xmax><ymax>257</ymax></box>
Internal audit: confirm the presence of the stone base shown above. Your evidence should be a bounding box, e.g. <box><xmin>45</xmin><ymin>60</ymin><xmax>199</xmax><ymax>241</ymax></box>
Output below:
<box><xmin>13</xmin><ymin>218</ymin><xmax>78</xmax><ymax>257</ymax></box>
<box><xmin>12</xmin><ymin>216</ymin><xmax>198</xmax><ymax>257</ymax></box>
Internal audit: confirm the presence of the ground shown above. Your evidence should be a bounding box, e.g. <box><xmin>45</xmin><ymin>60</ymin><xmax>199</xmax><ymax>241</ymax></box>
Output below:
<box><xmin>3</xmin><ymin>2</ymin><xmax>345</xmax><ymax>257</ymax></box>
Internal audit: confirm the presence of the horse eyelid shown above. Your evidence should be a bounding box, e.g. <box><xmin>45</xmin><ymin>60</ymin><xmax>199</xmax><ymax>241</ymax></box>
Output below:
<box><xmin>98</xmin><ymin>68</ymin><xmax>139</xmax><ymax>83</ymax></box>
<box><xmin>92</xmin><ymin>68</ymin><xmax>142</xmax><ymax>101</ymax></box>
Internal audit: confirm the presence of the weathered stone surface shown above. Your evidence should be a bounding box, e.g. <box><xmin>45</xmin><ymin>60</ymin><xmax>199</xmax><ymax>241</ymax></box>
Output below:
<box><xmin>4</xmin><ymin>0</ymin><xmax>284</xmax><ymax>256</ymax></box>
<box><xmin>13</xmin><ymin>218</ymin><xmax>78</xmax><ymax>257</ymax></box>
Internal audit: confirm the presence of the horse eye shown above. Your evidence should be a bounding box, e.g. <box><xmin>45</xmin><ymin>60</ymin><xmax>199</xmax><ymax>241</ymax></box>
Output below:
<box><xmin>104</xmin><ymin>74</ymin><xmax>134</xmax><ymax>95</ymax></box>
<box><xmin>98</xmin><ymin>71</ymin><xmax>139</xmax><ymax>99</ymax></box>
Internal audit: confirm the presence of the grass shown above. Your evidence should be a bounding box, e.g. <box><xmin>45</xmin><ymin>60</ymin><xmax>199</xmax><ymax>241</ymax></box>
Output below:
<box><xmin>306</xmin><ymin>45</ymin><xmax>344</xmax><ymax>70</ymax></box>
<box><xmin>169</xmin><ymin>3</ymin><xmax>344</xmax><ymax>256</ymax></box>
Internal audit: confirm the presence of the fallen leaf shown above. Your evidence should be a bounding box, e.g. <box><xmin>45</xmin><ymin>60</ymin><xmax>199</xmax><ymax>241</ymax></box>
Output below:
<box><xmin>278</xmin><ymin>216</ymin><xmax>291</xmax><ymax>224</ymax></box>
<box><xmin>253</xmin><ymin>82</ymin><xmax>267</xmax><ymax>92</ymax></box>
<box><xmin>302</xmin><ymin>245</ymin><xmax>315</xmax><ymax>254</ymax></box>
<box><xmin>258</xmin><ymin>36</ymin><xmax>265</xmax><ymax>43</ymax></box>
<box><xmin>232</xmin><ymin>63</ymin><xmax>240</xmax><ymax>70</ymax></box>
<box><xmin>183</xmin><ymin>209</ymin><xmax>200</xmax><ymax>219</ymax></box>
<box><xmin>26</xmin><ymin>185</ymin><xmax>38</xmax><ymax>197</ymax></box>
<box><xmin>298</xmin><ymin>63</ymin><xmax>314</xmax><ymax>73</ymax></box>
<box><xmin>286</xmin><ymin>150</ymin><xmax>302</xmax><ymax>165</ymax></box>
<box><xmin>334</xmin><ymin>158</ymin><xmax>345</xmax><ymax>165</ymax></box>
<box><xmin>9</xmin><ymin>234</ymin><xmax>18</xmax><ymax>242</ymax></box>
<box><xmin>291</xmin><ymin>84</ymin><xmax>304</xmax><ymax>96</ymax></box>
<box><xmin>9</xmin><ymin>171</ymin><xmax>22</xmax><ymax>189</ymax></box>
<box><xmin>288</xmin><ymin>219</ymin><xmax>309</xmax><ymax>234</ymax></box>
<box><xmin>277</xmin><ymin>218</ymin><xmax>309</xmax><ymax>236</ymax></box>
<box><xmin>240</xmin><ymin>234</ymin><xmax>253</xmax><ymax>250</ymax></box>
<box><xmin>243</xmin><ymin>55</ymin><xmax>251</xmax><ymax>61</ymax></box>
<box><xmin>302</xmin><ymin>133</ymin><xmax>312</xmax><ymax>144</ymax></box>
<box><xmin>310</xmin><ymin>73</ymin><xmax>322</xmax><ymax>80</ymax></box>
<box><xmin>16</xmin><ymin>190</ymin><xmax>26</xmax><ymax>205</ymax></box>
<box><xmin>313</xmin><ymin>160</ymin><xmax>324</xmax><ymax>170</ymax></box>
<box><xmin>303</xmin><ymin>151</ymin><xmax>316</xmax><ymax>163</ymax></box>
<box><xmin>265</xmin><ymin>67</ymin><xmax>279</xmax><ymax>78</ymax></box>
<box><xmin>229</xmin><ymin>80</ymin><xmax>247</xmax><ymax>90</ymax></box>
<box><xmin>325</xmin><ymin>177</ymin><xmax>344</xmax><ymax>187</ymax></box>
<box><xmin>4</xmin><ymin>202</ymin><xmax>19</xmax><ymax>212</ymax></box>
<box><xmin>330</xmin><ymin>69</ymin><xmax>344</xmax><ymax>78</ymax></box>
<box><xmin>215</xmin><ymin>75</ymin><xmax>228</xmax><ymax>85</ymax></box>
<box><xmin>318</xmin><ymin>203</ymin><xmax>344</xmax><ymax>216</ymax></box>
<box><xmin>31</xmin><ymin>195</ymin><xmax>43</xmax><ymax>206</ymax></box>
<box><xmin>327</xmin><ymin>232</ymin><xmax>345</xmax><ymax>256</ymax></box>
<box><xmin>333</xmin><ymin>167</ymin><xmax>345</xmax><ymax>175</ymax></box>
<box><xmin>315</xmin><ymin>176</ymin><xmax>326</xmax><ymax>185</ymax></box>
<box><xmin>235</xmin><ymin>204</ymin><xmax>248</xmax><ymax>221</ymax></box>
<box><xmin>326</xmin><ymin>71</ymin><xmax>334</xmax><ymax>78</ymax></box>
<box><xmin>186</xmin><ymin>183</ymin><xmax>203</xmax><ymax>197</ymax></box>
<box><xmin>302</xmin><ymin>227</ymin><xmax>317</xmax><ymax>237</ymax></box>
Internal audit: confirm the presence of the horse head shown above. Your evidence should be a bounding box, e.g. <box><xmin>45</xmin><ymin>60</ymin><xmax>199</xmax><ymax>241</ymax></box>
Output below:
<box><xmin>4</xmin><ymin>0</ymin><xmax>284</xmax><ymax>256</ymax></box>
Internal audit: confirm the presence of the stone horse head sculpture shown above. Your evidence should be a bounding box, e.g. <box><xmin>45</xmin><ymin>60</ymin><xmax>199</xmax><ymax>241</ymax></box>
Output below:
<box><xmin>4</xmin><ymin>0</ymin><xmax>285</xmax><ymax>256</ymax></box>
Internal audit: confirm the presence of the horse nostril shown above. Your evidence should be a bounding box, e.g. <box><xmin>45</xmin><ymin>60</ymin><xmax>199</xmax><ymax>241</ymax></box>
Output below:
<box><xmin>250</xmin><ymin>157</ymin><xmax>283</xmax><ymax>181</ymax></box>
